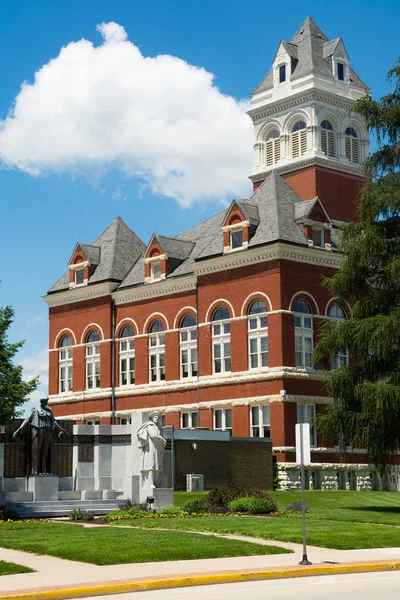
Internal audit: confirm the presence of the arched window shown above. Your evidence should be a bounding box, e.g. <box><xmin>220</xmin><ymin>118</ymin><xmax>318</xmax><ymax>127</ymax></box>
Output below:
<box><xmin>329</xmin><ymin>304</ymin><xmax>349</xmax><ymax>369</ymax></box>
<box><xmin>292</xmin><ymin>121</ymin><xmax>307</xmax><ymax>158</ymax></box>
<box><xmin>120</xmin><ymin>325</ymin><xmax>135</xmax><ymax>386</ymax></box>
<box><xmin>212</xmin><ymin>307</ymin><xmax>231</xmax><ymax>374</ymax></box>
<box><xmin>248</xmin><ymin>300</ymin><xmax>268</xmax><ymax>369</ymax></box>
<box><xmin>180</xmin><ymin>314</ymin><xmax>198</xmax><ymax>379</ymax></box>
<box><xmin>294</xmin><ymin>300</ymin><xmax>313</xmax><ymax>368</ymax></box>
<box><xmin>59</xmin><ymin>335</ymin><xmax>73</xmax><ymax>393</ymax></box>
<box><xmin>345</xmin><ymin>127</ymin><xmax>359</xmax><ymax>163</ymax></box>
<box><xmin>86</xmin><ymin>331</ymin><xmax>100</xmax><ymax>389</ymax></box>
<box><xmin>149</xmin><ymin>320</ymin><xmax>165</xmax><ymax>382</ymax></box>
<box><xmin>321</xmin><ymin>120</ymin><xmax>335</xmax><ymax>157</ymax></box>
<box><xmin>266</xmin><ymin>130</ymin><xmax>280</xmax><ymax>166</ymax></box>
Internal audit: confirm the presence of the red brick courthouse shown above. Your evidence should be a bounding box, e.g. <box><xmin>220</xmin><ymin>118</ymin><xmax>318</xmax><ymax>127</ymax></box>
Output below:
<box><xmin>44</xmin><ymin>19</ymin><xmax>391</xmax><ymax>490</ymax></box>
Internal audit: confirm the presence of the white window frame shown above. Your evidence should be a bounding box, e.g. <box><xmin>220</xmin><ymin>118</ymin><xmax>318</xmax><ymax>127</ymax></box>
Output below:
<box><xmin>230</xmin><ymin>228</ymin><xmax>244</xmax><ymax>250</ymax></box>
<box><xmin>59</xmin><ymin>339</ymin><xmax>73</xmax><ymax>394</ymax></box>
<box><xmin>345</xmin><ymin>128</ymin><xmax>359</xmax><ymax>163</ymax></box>
<box><xmin>292</xmin><ymin>122</ymin><xmax>307</xmax><ymax>158</ymax></box>
<box><xmin>85</xmin><ymin>419</ymin><xmax>100</xmax><ymax>425</ymax></box>
<box><xmin>149</xmin><ymin>327</ymin><xmax>166</xmax><ymax>383</ymax></box>
<box><xmin>248</xmin><ymin>306</ymin><xmax>268</xmax><ymax>370</ymax></box>
<box><xmin>250</xmin><ymin>405</ymin><xmax>270</xmax><ymax>437</ymax></box>
<box><xmin>297</xmin><ymin>403</ymin><xmax>317</xmax><ymax>447</ymax></box>
<box><xmin>150</xmin><ymin>261</ymin><xmax>162</xmax><ymax>282</ymax></box>
<box><xmin>180</xmin><ymin>320</ymin><xmax>198</xmax><ymax>379</ymax></box>
<box><xmin>311</xmin><ymin>228</ymin><xmax>325</xmax><ymax>248</ymax></box>
<box><xmin>213</xmin><ymin>408</ymin><xmax>232</xmax><ymax>431</ymax></box>
<box><xmin>86</xmin><ymin>338</ymin><xmax>100</xmax><ymax>390</ymax></box>
<box><xmin>119</xmin><ymin>329</ymin><xmax>135</xmax><ymax>386</ymax></box>
<box><xmin>180</xmin><ymin>411</ymin><xmax>198</xmax><ymax>429</ymax></box>
<box><xmin>294</xmin><ymin>304</ymin><xmax>313</xmax><ymax>368</ymax></box>
<box><xmin>75</xmin><ymin>268</ymin><xmax>85</xmax><ymax>286</ymax></box>
<box><xmin>212</xmin><ymin>318</ymin><xmax>231</xmax><ymax>374</ymax></box>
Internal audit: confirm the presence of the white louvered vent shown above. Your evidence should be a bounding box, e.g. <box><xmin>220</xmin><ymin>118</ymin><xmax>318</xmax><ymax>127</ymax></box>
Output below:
<box><xmin>311</xmin><ymin>229</ymin><xmax>324</xmax><ymax>248</ymax></box>
<box><xmin>321</xmin><ymin>130</ymin><xmax>335</xmax><ymax>157</ymax></box>
<box><xmin>266</xmin><ymin>138</ymin><xmax>280</xmax><ymax>166</ymax></box>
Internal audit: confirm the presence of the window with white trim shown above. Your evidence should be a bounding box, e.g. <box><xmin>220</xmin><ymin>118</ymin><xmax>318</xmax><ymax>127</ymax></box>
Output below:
<box><xmin>248</xmin><ymin>300</ymin><xmax>268</xmax><ymax>369</ymax></box>
<box><xmin>250</xmin><ymin>405</ymin><xmax>270</xmax><ymax>437</ymax></box>
<box><xmin>120</xmin><ymin>417</ymin><xmax>132</xmax><ymax>425</ymax></box>
<box><xmin>345</xmin><ymin>127</ymin><xmax>359</xmax><ymax>163</ymax></box>
<box><xmin>181</xmin><ymin>411</ymin><xmax>198</xmax><ymax>429</ymax></box>
<box><xmin>292</xmin><ymin>121</ymin><xmax>307</xmax><ymax>158</ymax></box>
<box><xmin>59</xmin><ymin>335</ymin><xmax>73</xmax><ymax>393</ymax></box>
<box><xmin>321</xmin><ymin>120</ymin><xmax>335</xmax><ymax>157</ymax></box>
<box><xmin>120</xmin><ymin>325</ymin><xmax>135</xmax><ymax>386</ymax></box>
<box><xmin>86</xmin><ymin>331</ymin><xmax>100</xmax><ymax>389</ymax></box>
<box><xmin>85</xmin><ymin>419</ymin><xmax>100</xmax><ymax>425</ymax></box>
<box><xmin>230</xmin><ymin>229</ymin><xmax>243</xmax><ymax>249</ymax></box>
<box><xmin>150</xmin><ymin>262</ymin><xmax>162</xmax><ymax>281</ymax></box>
<box><xmin>212</xmin><ymin>307</ymin><xmax>231</xmax><ymax>374</ymax></box>
<box><xmin>213</xmin><ymin>408</ymin><xmax>232</xmax><ymax>431</ymax></box>
<box><xmin>297</xmin><ymin>403</ymin><xmax>317</xmax><ymax>447</ymax></box>
<box><xmin>311</xmin><ymin>228</ymin><xmax>325</xmax><ymax>248</ymax></box>
<box><xmin>149</xmin><ymin>320</ymin><xmax>166</xmax><ymax>382</ymax></box>
<box><xmin>329</xmin><ymin>304</ymin><xmax>349</xmax><ymax>369</ymax></box>
<box><xmin>180</xmin><ymin>314</ymin><xmax>198</xmax><ymax>379</ymax></box>
<box><xmin>337</xmin><ymin>62</ymin><xmax>344</xmax><ymax>81</ymax></box>
<box><xmin>279</xmin><ymin>64</ymin><xmax>286</xmax><ymax>83</ymax></box>
<box><xmin>294</xmin><ymin>300</ymin><xmax>313</xmax><ymax>368</ymax></box>
<box><xmin>266</xmin><ymin>130</ymin><xmax>281</xmax><ymax>166</ymax></box>
<box><xmin>75</xmin><ymin>268</ymin><xmax>85</xmax><ymax>285</ymax></box>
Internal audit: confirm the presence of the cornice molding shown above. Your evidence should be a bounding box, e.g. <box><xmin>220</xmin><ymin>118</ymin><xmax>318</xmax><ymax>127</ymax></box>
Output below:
<box><xmin>248</xmin><ymin>89</ymin><xmax>358</xmax><ymax>123</ymax></box>
<box><xmin>112</xmin><ymin>275</ymin><xmax>197</xmax><ymax>305</ymax></box>
<box><xmin>194</xmin><ymin>242</ymin><xmax>342</xmax><ymax>275</ymax></box>
<box><xmin>250</xmin><ymin>156</ymin><xmax>364</xmax><ymax>183</ymax></box>
<box><xmin>43</xmin><ymin>282</ymin><xmax>118</xmax><ymax>308</ymax></box>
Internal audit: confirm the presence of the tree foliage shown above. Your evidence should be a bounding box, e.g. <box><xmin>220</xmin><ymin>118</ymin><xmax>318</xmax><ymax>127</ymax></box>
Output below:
<box><xmin>0</xmin><ymin>306</ymin><xmax>39</xmax><ymax>424</ymax></box>
<box><xmin>314</xmin><ymin>61</ymin><xmax>400</xmax><ymax>471</ymax></box>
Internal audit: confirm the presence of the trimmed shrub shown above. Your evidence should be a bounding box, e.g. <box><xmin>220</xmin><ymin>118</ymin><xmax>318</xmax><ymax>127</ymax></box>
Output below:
<box><xmin>158</xmin><ymin>505</ymin><xmax>182</xmax><ymax>516</ymax></box>
<box><xmin>207</xmin><ymin>484</ymin><xmax>278</xmax><ymax>513</ymax></box>
<box><xmin>229</xmin><ymin>496</ymin><xmax>277</xmax><ymax>514</ymax></box>
<box><xmin>68</xmin><ymin>508</ymin><xmax>94</xmax><ymax>521</ymax></box>
<box><xmin>182</xmin><ymin>498</ymin><xmax>230</xmax><ymax>514</ymax></box>
<box><xmin>118</xmin><ymin>499</ymin><xmax>147</xmax><ymax>512</ymax></box>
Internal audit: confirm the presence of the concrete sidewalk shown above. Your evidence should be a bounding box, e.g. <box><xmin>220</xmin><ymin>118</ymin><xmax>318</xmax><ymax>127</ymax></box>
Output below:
<box><xmin>1</xmin><ymin>533</ymin><xmax>400</xmax><ymax>600</ymax></box>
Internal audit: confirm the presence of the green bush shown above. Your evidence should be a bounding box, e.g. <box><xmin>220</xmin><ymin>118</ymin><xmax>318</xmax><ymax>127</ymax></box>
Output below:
<box><xmin>207</xmin><ymin>484</ymin><xmax>278</xmax><ymax>513</ymax></box>
<box><xmin>158</xmin><ymin>505</ymin><xmax>182</xmax><ymax>516</ymax></box>
<box><xmin>68</xmin><ymin>508</ymin><xmax>94</xmax><ymax>521</ymax></box>
<box><xmin>0</xmin><ymin>505</ymin><xmax>20</xmax><ymax>521</ymax></box>
<box><xmin>182</xmin><ymin>498</ymin><xmax>209</xmax><ymax>514</ymax></box>
<box><xmin>229</xmin><ymin>496</ymin><xmax>277</xmax><ymax>514</ymax></box>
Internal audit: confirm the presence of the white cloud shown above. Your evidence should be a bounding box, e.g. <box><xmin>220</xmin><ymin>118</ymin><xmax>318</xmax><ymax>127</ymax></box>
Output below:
<box><xmin>0</xmin><ymin>22</ymin><xmax>253</xmax><ymax>206</ymax></box>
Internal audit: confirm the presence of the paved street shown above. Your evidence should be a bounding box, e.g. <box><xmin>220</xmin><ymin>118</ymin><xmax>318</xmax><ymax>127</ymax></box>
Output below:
<box><xmin>89</xmin><ymin>571</ymin><xmax>400</xmax><ymax>600</ymax></box>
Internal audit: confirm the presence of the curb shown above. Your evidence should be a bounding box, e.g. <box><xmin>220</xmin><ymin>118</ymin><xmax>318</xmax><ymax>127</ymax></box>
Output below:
<box><xmin>1</xmin><ymin>560</ymin><xmax>400</xmax><ymax>600</ymax></box>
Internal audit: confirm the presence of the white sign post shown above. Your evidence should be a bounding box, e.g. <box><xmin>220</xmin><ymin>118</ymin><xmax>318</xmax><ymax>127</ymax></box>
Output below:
<box><xmin>295</xmin><ymin>423</ymin><xmax>312</xmax><ymax>565</ymax></box>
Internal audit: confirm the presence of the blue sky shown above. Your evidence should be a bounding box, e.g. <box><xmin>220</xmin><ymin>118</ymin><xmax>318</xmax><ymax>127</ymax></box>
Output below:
<box><xmin>1</xmin><ymin>0</ymin><xmax>399</xmax><ymax>408</ymax></box>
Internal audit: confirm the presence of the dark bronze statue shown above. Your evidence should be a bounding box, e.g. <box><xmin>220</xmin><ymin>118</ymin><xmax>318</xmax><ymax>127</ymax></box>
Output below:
<box><xmin>13</xmin><ymin>398</ymin><xmax>68</xmax><ymax>475</ymax></box>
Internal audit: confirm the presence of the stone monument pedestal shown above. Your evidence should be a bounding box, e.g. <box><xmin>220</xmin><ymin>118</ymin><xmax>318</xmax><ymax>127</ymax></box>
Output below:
<box><xmin>139</xmin><ymin>487</ymin><xmax>173</xmax><ymax>510</ymax></box>
<box><xmin>28</xmin><ymin>475</ymin><xmax>58</xmax><ymax>501</ymax></box>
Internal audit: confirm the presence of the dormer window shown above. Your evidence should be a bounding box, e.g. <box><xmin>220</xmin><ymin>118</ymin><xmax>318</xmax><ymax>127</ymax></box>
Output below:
<box><xmin>231</xmin><ymin>229</ymin><xmax>243</xmax><ymax>249</ymax></box>
<box><xmin>279</xmin><ymin>64</ymin><xmax>286</xmax><ymax>83</ymax></box>
<box><xmin>337</xmin><ymin>62</ymin><xmax>344</xmax><ymax>81</ymax></box>
<box><xmin>151</xmin><ymin>262</ymin><xmax>161</xmax><ymax>281</ymax></box>
<box><xmin>75</xmin><ymin>269</ymin><xmax>85</xmax><ymax>285</ymax></box>
<box><xmin>311</xmin><ymin>228</ymin><xmax>325</xmax><ymax>248</ymax></box>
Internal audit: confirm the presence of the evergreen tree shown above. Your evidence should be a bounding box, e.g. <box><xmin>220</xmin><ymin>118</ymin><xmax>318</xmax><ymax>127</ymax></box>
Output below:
<box><xmin>0</xmin><ymin>306</ymin><xmax>39</xmax><ymax>424</ymax></box>
<box><xmin>314</xmin><ymin>61</ymin><xmax>400</xmax><ymax>470</ymax></box>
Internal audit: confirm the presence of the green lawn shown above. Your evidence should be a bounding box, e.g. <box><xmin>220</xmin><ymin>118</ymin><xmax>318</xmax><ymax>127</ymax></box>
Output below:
<box><xmin>0</xmin><ymin>522</ymin><xmax>289</xmax><ymax>564</ymax></box>
<box><xmin>0</xmin><ymin>560</ymin><xmax>34</xmax><ymax>576</ymax></box>
<box><xmin>174</xmin><ymin>490</ymin><xmax>400</xmax><ymax>526</ymax></box>
<box><xmin>168</xmin><ymin>490</ymin><xmax>400</xmax><ymax>550</ymax></box>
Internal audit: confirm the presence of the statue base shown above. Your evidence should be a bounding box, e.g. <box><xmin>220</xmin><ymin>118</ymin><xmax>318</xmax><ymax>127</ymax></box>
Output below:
<box><xmin>28</xmin><ymin>475</ymin><xmax>58</xmax><ymax>501</ymax></box>
<box><xmin>139</xmin><ymin>487</ymin><xmax>173</xmax><ymax>510</ymax></box>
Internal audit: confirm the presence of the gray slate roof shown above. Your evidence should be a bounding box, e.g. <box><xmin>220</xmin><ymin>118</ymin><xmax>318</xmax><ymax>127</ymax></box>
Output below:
<box><xmin>48</xmin><ymin>174</ymin><xmax>339</xmax><ymax>295</ymax></box>
<box><xmin>48</xmin><ymin>217</ymin><xmax>145</xmax><ymax>293</ymax></box>
<box><xmin>253</xmin><ymin>16</ymin><xmax>367</xmax><ymax>95</ymax></box>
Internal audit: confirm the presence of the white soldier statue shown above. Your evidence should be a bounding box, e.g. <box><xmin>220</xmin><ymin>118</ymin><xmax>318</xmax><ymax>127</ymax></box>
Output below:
<box><xmin>13</xmin><ymin>398</ymin><xmax>68</xmax><ymax>475</ymax></box>
<box><xmin>137</xmin><ymin>411</ymin><xmax>166</xmax><ymax>488</ymax></box>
